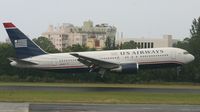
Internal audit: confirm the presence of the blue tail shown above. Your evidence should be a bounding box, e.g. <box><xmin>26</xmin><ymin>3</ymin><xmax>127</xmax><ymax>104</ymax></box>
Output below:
<box><xmin>3</xmin><ymin>22</ymin><xmax>46</xmax><ymax>59</ymax></box>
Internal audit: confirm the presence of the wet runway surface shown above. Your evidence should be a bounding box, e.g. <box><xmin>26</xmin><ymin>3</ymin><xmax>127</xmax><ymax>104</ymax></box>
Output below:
<box><xmin>0</xmin><ymin>85</ymin><xmax>200</xmax><ymax>93</ymax></box>
<box><xmin>30</xmin><ymin>103</ymin><xmax>200</xmax><ymax>112</ymax></box>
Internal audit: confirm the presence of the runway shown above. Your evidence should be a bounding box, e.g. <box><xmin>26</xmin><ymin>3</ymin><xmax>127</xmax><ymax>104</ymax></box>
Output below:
<box><xmin>29</xmin><ymin>103</ymin><xmax>200</xmax><ymax>112</ymax></box>
<box><xmin>0</xmin><ymin>85</ymin><xmax>200</xmax><ymax>112</ymax></box>
<box><xmin>0</xmin><ymin>85</ymin><xmax>200</xmax><ymax>93</ymax></box>
<box><xmin>1</xmin><ymin>103</ymin><xmax>200</xmax><ymax>112</ymax></box>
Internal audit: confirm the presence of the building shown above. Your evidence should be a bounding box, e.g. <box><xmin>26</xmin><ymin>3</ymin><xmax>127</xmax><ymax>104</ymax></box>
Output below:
<box><xmin>82</xmin><ymin>21</ymin><xmax>116</xmax><ymax>50</ymax></box>
<box><xmin>42</xmin><ymin>23</ymin><xmax>78</xmax><ymax>51</ymax></box>
<box><xmin>119</xmin><ymin>35</ymin><xmax>178</xmax><ymax>49</ymax></box>
<box><xmin>86</xmin><ymin>37</ymin><xmax>105</xmax><ymax>49</ymax></box>
<box><xmin>42</xmin><ymin>20</ymin><xmax>117</xmax><ymax>51</ymax></box>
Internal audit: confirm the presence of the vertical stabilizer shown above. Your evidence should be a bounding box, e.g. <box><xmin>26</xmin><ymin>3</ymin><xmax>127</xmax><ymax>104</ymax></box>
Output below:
<box><xmin>3</xmin><ymin>22</ymin><xmax>46</xmax><ymax>59</ymax></box>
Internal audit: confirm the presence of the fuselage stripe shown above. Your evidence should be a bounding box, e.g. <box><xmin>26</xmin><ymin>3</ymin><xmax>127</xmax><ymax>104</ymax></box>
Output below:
<box><xmin>139</xmin><ymin>61</ymin><xmax>184</xmax><ymax>65</ymax></box>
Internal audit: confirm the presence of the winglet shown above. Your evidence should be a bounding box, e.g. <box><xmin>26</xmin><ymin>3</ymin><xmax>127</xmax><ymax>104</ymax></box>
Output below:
<box><xmin>3</xmin><ymin>22</ymin><xmax>16</xmax><ymax>29</ymax></box>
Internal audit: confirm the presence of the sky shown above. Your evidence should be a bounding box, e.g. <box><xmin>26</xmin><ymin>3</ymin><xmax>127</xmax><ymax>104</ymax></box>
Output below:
<box><xmin>0</xmin><ymin>0</ymin><xmax>200</xmax><ymax>42</ymax></box>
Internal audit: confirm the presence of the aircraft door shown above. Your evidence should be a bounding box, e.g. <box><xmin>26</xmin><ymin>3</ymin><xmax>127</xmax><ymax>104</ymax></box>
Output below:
<box><xmin>52</xmin><ymin>58</ymin><xmax>58</xmax><ymax>66</ymax></box>
<box><xmin>171</xmin><ymin>51</ymin><xmax>176</xmax><ymax>60</ymax></box>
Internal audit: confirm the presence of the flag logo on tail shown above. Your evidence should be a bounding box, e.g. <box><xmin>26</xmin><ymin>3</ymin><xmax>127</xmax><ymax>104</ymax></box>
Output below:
<box><xmin>14</xmin><ymin>39</ymin><xmax>27</xmax><ymax>48</ymax></box>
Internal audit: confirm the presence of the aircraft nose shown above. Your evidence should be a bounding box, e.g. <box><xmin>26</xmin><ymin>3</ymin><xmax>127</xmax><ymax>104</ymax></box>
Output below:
<box><xmin>190</xmin><ymin>54</ymin><xmax>195</xmax><ymax>62</ymax></box>
<box><xmin>184</xmin><ymin>54</ymin><xmax>195</xmax><ymax>64</ymax></box>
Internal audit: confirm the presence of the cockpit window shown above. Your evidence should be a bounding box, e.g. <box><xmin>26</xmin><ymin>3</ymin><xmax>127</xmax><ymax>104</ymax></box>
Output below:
<box><xmin>183</xmin><ymin>52</ymin><xmax>189</xmax><ymax>55</ymax></box>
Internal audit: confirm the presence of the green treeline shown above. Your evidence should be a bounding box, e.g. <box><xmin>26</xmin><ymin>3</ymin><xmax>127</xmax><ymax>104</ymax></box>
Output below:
<box><xmin>0</xmin><ymin>17</ymin><xmax>200</xmax><ymax>83</ymax></box>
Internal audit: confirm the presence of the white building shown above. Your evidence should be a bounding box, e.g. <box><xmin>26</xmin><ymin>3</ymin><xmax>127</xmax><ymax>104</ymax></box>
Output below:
<box><xmin>42</xmin><ymin>20</ymin><xmax>116</xmax><ymax>51</ymax></box>
<box><xmin>42</xmin><ymin>23</ymin><xmax>83</xmax><ymax>51</ymax></box>
<box><xmin>119</xmin><ymin>35</ymin><xmax>178</xmax><ymax>49</ymax></box>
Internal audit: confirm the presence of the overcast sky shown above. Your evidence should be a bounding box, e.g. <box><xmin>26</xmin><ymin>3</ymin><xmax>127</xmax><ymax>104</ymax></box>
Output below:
<box><xmin>0</xmin><ymin>0</ymin><xmax>200</xmax><ymax>42</ymax></box>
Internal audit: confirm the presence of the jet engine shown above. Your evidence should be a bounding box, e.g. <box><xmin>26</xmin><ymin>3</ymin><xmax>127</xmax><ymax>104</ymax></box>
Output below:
<box><xmin>110</xmin><ymin>63</ymin><xmax>139</xmax><ymax>73</ymax></box>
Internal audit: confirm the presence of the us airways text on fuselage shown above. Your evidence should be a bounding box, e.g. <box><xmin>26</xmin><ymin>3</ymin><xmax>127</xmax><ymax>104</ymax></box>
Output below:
<box><xmin>120</xmin><ymin>50</ymin><xmax>164</xmax><ymax>55</ymax></box>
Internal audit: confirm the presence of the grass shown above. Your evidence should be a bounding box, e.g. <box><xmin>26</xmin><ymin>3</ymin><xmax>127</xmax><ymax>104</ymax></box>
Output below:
<box><xmin>0</xmin><ymin>82</ymin><xmax>200</xmax><ymax>89</ymax></box>
<box><xmin>0</xmin><ymin>90</ymin><xmax>200</xmax><ymax>104</ymax></box>
<box><xmin>0</xmin><ymin>82</ymin><xmax>200</xmax><ymax>104</ymax></box>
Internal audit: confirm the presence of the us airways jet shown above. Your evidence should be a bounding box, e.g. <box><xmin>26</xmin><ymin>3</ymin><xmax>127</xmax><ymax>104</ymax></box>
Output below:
<box><xmin>3</xmin><ymin>22</ymin><xmax>194</xmax><ymax>74</ymax></box>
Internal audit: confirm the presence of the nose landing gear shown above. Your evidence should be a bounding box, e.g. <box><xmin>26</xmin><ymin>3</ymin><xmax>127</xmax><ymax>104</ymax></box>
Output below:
<box><xmin>176</xmin><ymin>66</ymin><xmax>182</xmax><ymax>78</ymax></box>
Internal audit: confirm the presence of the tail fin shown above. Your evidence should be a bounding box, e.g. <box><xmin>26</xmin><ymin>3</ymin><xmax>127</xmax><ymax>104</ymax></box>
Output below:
<box><xmin>3</xmin><ymin>22</ymin><xmax>46</xmax><ymax>59</ymax></box>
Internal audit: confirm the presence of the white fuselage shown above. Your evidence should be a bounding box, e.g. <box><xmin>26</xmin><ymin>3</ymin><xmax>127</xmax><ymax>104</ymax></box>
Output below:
<box><xmin>11</xmin><ymin>47</ymin><xmax>194</xmax><ymax>72</ymax></box>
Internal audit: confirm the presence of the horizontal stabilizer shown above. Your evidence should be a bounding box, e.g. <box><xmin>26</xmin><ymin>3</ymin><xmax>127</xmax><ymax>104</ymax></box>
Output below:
<box><xmin>8</xmin><ymin>57</ymin><xmax>38</xmax><ymax>65</ymax></box>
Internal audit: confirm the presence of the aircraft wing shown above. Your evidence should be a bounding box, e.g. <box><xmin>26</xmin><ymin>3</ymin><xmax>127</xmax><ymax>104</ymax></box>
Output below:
<box><xmin>8</xmin><ymin>57</ymin><xmax>38</xmax><ymax>65</ymax></box>
<box><xmin>70</xmin><ymin>53</ymin><xmax>119</xmax><ymax>69</ymax></box>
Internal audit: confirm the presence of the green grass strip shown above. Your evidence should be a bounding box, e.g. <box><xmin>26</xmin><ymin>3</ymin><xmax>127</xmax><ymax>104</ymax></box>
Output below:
<box><xmin>0</xmin><ymin>90</ymin><xmax>200</xmax><ymax>104</ymax></box>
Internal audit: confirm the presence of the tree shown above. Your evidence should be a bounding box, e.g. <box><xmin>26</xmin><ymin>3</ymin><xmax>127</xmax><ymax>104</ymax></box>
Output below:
<box><xmin>0</xmin><ymin>43</ymin><xmax>15</xmax><ymax>65</ymax></box>
<box><xmin>188</xmin><ymin>17</ymin><xmax>200</xmax><ymax>82</ymax></box>
<box><xmin>189</xmin><ymin>17</ymin><xmax>200</xmax><ymax>62</ymax></box>
<box><xmin>104</xmin><ymin>36</ymin><xmax>119</xmax><ymax>50</ymax></box>
<box><xmin>0</xmin><ymin>43</ymin><xmax>22</xmax><ymax>80</ymax></box>
<box><xmin>33</xmin><ymin>36</ymin><xmax>60</xmax><ymax>53</ymax></box>
<box><xmin>63</xmin><ymin>44</ymin><xmax>89</xmax><ymax>52</ymax></box>
<box><xmin>104</xmin><ymin>37</ymin><xmax>112</xmax><ymax>50</ymax></box>
<box><xmin>112</xmin><ymin>36</ymin><xmax>116</xmax><ymax>49</ymax></box>
<box><xmin>0</xmin><ymin>43</ymin><xmax>15</xmax><ymax>75</ymax></box>
<box><xmin>174</xmin><ymin>38</ymin><xmax>190</xmax><ymax>51</ymax></box>
<box><xmin>174</xmin><ymin>17</ymin><xmax>200</xmax><ymax>82</ymax></box>
<box><xmin>190</xmin><ymin>17</ymin><xmax>200</xmax><ymax>36</ymax></box>
<box><xmin>121</xmin><ymin>40</ymin><xmax>137</xmax><ymax>49</ymax></box>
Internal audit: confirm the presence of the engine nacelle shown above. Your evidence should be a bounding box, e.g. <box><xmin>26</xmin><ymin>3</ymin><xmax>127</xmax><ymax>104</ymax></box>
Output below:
<box><xmin>110</xmin><ymin>63</ymin><xmax>139</xmax><ymax>73</ymax></box>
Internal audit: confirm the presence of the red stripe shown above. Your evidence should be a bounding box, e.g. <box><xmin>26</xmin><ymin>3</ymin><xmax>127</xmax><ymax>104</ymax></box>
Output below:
<box><xmin>40</xmin><ymin>66</ymin><xmax>87</xmax><ymax>69</ymax></box>
<box><xmin>3</xmin><ymin>23</ymin><xmax>16</xmax><ymax>28</ymax></box>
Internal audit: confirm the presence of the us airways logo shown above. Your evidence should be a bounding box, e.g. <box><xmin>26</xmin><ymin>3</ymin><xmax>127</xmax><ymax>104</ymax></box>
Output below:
<box><xmin>14</xmin><ymin>39</ymin><xmax>27</xmax><ymax>48</ymax></box>
<box><xmin>120</xmin><ymin>50</ymin><xmax>164</xmax><ymax>55</ymax></box>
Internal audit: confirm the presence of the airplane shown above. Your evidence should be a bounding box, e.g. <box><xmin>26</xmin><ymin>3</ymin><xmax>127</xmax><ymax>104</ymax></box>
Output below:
<box><xmin>3</xmin><ymin>22</ymin><xmax>195</xmax><ymax>75</ymax></box>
